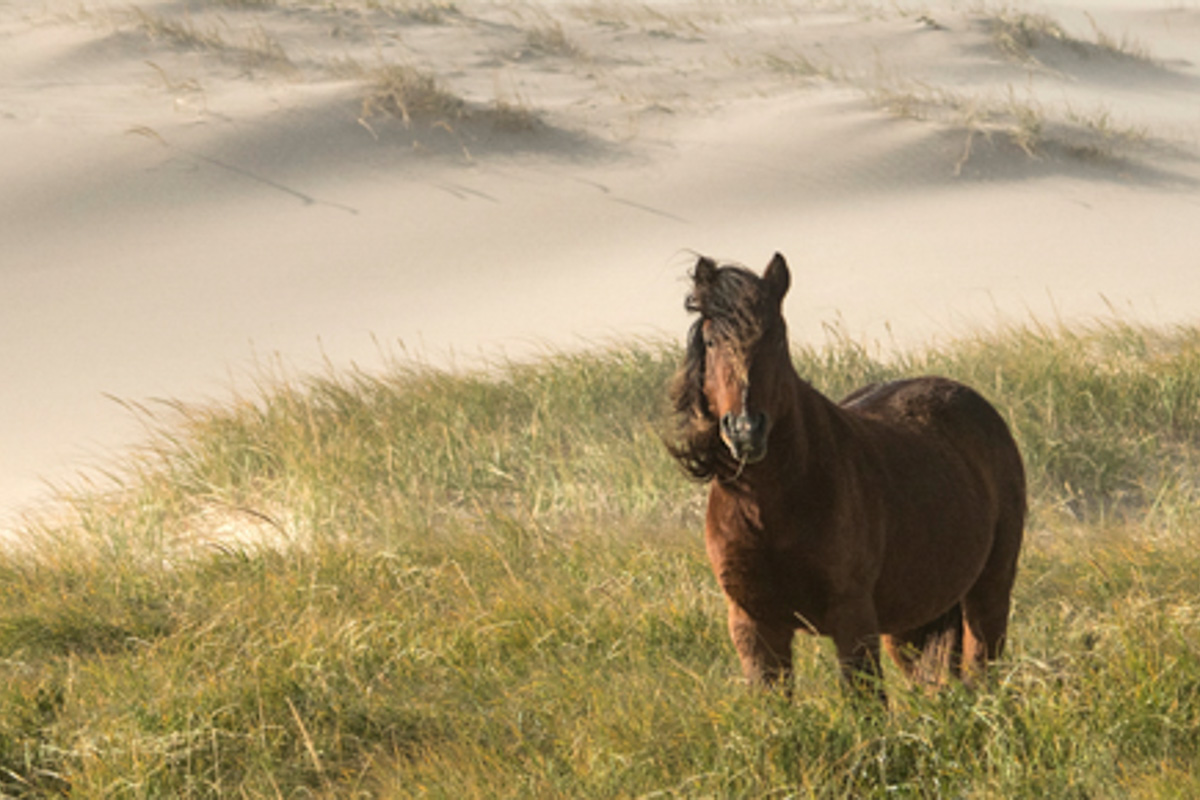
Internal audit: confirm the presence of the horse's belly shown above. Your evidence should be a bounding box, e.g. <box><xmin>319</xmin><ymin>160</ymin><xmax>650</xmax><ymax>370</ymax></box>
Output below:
<box><xmin>874</xmin><ymin>584</ymin><xmax>967</xmax><ymax>634</ymax></box>
<box><xmin>874</xmin><ymin>523</ymin><xmax>994</xmax><ymax>631</ymax></box>
<box><xmin>716</xmin><ymin>535</ymin><xmax>988</xmax><ymax>637</ymax></box>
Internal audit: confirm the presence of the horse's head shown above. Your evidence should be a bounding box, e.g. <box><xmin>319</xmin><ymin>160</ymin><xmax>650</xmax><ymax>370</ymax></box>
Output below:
<box><xmin>669</xmin><ymin>252</ymin><xmax>792</xmax><ymax>479</ymax></box>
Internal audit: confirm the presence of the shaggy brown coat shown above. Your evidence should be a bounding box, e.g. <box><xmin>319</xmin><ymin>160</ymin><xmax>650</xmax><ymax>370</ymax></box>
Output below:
<box><xmin>668</xmin><ymin>253</ymin><xmax>1026</xmax><ymax>698</ymax></box>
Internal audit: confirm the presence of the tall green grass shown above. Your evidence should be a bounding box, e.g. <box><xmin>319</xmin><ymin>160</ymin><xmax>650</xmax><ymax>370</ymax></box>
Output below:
<box><xmin>3</xmin><ymin>323</ymin><xmax>1200</xmax><ymax>797</ymax></box>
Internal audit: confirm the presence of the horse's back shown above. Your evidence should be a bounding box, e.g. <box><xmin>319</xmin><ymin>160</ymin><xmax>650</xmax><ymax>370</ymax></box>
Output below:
<box><xmin>840</xmin><ymin>376</ymin><xmax>1026</xmax><ymax>516</ymax></box>
<box><xmin>841</xmin><ymin>377</ymin><xmax>1014</xmax><ymax>448</ymax></box>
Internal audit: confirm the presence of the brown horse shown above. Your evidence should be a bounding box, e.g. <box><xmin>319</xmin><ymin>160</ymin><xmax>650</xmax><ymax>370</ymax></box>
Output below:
<box><xmin>668</xmin><ymin>253</ymin><xmax>1025</xmax><ymax>700</ymax></box>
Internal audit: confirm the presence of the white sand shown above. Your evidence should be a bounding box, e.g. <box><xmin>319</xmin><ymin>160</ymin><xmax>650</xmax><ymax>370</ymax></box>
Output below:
<box><xmin>4</xmin><ymin>0</ymin><xmax>1200</xmax><ymax>530</ymax></box>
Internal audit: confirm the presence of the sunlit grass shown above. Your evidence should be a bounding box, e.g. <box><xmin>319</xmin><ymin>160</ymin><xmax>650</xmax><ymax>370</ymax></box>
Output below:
<box><xmin>4</xmin><ymin>324</ymin><xmax>1200</xmax><ymax>796</ymax></box>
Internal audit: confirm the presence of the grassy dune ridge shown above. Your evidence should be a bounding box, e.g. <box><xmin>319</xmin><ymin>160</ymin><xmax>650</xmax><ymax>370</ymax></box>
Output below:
<box><xmin>4</xmin><ymin>322</ymin><xmax>1200</xmax><ymax>796</ymax></box>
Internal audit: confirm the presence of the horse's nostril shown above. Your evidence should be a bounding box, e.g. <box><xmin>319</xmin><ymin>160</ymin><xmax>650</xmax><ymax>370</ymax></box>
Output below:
<box><xmin>722</xmin><ymin>412</ymin><xmax>766</xmax><ymax>441</ymax></box>
<box><xmin>729</xmin><ymin>415</ymin><xmax>747</xmax><ymax>436</ymax></box>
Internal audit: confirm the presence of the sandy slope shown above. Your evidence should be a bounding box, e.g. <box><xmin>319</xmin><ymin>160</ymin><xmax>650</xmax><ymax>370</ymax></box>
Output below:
<box><xmin>3</xmin><ymin>0</ymin><xmax>1200</xmax><ymax>529</ymax></box>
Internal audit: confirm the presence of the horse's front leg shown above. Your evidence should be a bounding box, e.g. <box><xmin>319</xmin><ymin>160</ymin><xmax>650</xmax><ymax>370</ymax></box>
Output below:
<box><xmin>829</xmin><ymin>600</ymin><xmax>887</xmax><ymax>704</ymax></box>
<box><xmin>727</xmin><ymin>600</ymin><xmax>795</xmax><ymax>692</ymax></box>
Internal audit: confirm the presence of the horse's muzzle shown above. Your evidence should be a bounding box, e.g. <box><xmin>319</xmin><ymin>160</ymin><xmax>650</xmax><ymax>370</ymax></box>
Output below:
<box><xmin>720</xmin><ymin>411</ymin><xmax>770</xmax><ymax>464</ymax></box>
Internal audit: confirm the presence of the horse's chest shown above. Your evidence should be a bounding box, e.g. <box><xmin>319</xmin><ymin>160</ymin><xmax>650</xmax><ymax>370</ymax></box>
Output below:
<box><xmin>709</xmin><ymin>537</ymin><xmax>832</xmax><ymax>629</ymax></box>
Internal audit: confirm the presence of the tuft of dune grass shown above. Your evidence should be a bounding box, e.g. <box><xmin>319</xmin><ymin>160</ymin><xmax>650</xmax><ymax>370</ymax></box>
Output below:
<box><xmin>361</xmin><ymin>63</ymin><xmax>468</xmax><ymax>128</ymax></box>
<box><xmin>130</xmin><ymin>7</ymin><xmax>296</xmax><ymax>73</ymax></box>
<box><xmin>986</xmin><ymin>7</ymin><xmax>1153</xmax><ymax>64</ymax></box>
<box><xmin>988</xmin><ymin>8</ymin><xmax>1073</xmax><ymax>62</ymax></box>
<box><xmin>4</xmin><ymin>324</ymin><xmax>1200</xmax><ymax>796</ymax></box>
<box><xmin>357</xmin><ymin>62</ymin><xmax>543</xmax><ymax>146</ymax></box>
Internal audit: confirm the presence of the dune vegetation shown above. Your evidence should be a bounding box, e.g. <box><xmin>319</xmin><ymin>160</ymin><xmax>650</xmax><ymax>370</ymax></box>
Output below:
<box><xmin>3</xmin><ymin>321</ymin><xmax>1200</xmax><ymax>797</ymax></box>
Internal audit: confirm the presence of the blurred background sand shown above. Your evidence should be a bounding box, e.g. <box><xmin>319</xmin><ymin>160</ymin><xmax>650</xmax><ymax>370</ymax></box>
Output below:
<box><xmin>3</xmin><ymin>0</ymin><xmax>1200</xmax><ymax>528</ymax></box>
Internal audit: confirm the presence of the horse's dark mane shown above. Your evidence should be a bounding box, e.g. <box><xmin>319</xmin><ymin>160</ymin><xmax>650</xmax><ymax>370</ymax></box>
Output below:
<box><xmin>667</xmin><ymin>316</ymin><xmax>724</xmax><ymax>481</ymax></box>
<box><xmin>667</xmin><ymin>257</ymin><xmax>774</xmax><ymax>481</ymax></box>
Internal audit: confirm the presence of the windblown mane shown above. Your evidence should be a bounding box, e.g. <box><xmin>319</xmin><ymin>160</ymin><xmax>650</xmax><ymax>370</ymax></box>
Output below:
<box><xmin>667</xmin><ymin>257</ymin><xmax>769</xmax><ymax>481</ymax></box>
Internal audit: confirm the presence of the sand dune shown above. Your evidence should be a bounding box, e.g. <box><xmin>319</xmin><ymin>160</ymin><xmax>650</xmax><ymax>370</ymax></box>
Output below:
<box><xmin>4</xmin><ymin>0</ymin><xmax>1200</xmax><ymax>528</ymax></box>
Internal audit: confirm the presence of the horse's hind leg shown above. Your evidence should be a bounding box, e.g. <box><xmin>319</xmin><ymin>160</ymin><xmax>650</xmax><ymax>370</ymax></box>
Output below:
<box><xmin>883</xmin><ymin>604</ymin><xmax>963</xmax><ymax>689</ymax></box>
<box><xmin>960</xmin><ymin>513</ymin><xmax>1023</xmax><ymax>683</ymax></box>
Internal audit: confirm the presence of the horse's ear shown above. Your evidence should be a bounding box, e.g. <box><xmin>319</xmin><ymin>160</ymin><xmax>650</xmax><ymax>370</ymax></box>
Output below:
<box><xmin>763</xmin><ymin>252</ymin><xmax>791</xmax><ymax>303</ymax></box>
<box><xmin>693</xmin><ymin>255</ymin><xmax>718</xmax><ymax>287</ymax></box>
<box><xmin>687</xmin><ymin>256</ymin><xmax>718</xmax><ymax>313</ymax></box>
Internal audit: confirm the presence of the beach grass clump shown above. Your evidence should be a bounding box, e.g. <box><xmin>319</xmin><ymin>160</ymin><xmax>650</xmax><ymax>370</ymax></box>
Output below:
<box><xmin>4</xmin><ymin>323</ymin><xmax>1200</xmax><ymax>795</ymax></box>
<box><xmin>865</xmin><ymin>77</ymin><xmax>1157</xmax><ymax>167</ymax></box>
<box><xmin>1067</xmin><ymin>103</ymin><xmax>1148</xmax><ymax>142</ymax></box>
<box><xmin>130</xmin><ymin>7</ymin><xmax>295</xmax><ymax>72</ymax></box>
<box><xmin>132</xmin><ymin>7</ymin><xmax>231</xmax><ymax>51</ymax></box>
<box><xmin>987</xmin><ymin>8</ymin><xmax>1071</xmax><ymax>62</ymax></box>
<box><xmin>488</xmin><ymin>96</ymin><xmax>541</xmax><ymax>132</ymax></box>
<box><xmin>523</xmin><ymin>18</ymin><xmax>584</xmax><ymax>59</ymax></box>
<box><xmin>1084</xmin><ymin>11</ymin><xmax>1152</xmax><ymax>62</ymax></box>
<box><xmin>361</xmin><ymin>63</ymin><xmax>468</xmax><ymax>128</ymax></box>
<box><xmin>762</xmin><ymin>48</ymin><xmax>827</xmax><ymax>81</ymax></box>
<box><xmin>360</xmin><ymin>63</ymin><xmax>544</xmax><ymax>141</ymax></box>
<box><xmin>984</xmin><ymin>6</ymin><xmax>1154</xmax><ymax>64</ymax></box>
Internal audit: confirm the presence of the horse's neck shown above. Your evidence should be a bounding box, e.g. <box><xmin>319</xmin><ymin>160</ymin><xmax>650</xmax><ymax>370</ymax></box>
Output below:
<box><xmin>776</xmin><ymin>371</ymin><xmax>846</xmax><ymax>476</ymax></box>
<box><xmin>722</xmin><ymin>369</ymin><xmax>847</xmax><ymax>510</ymax></box>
